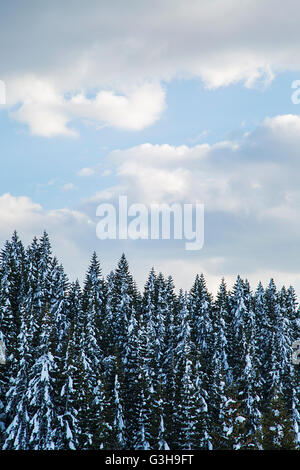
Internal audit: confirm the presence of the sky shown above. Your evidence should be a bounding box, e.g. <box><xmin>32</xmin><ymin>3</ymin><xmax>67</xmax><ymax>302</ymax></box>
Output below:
<box><xmin>1</xmin><ymin>0</ymin><xmax>300</xmax><ymax>294</ymax></box>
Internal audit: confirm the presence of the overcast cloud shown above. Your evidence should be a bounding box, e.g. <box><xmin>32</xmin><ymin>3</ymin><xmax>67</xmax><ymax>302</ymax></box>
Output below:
<box><xmin>2</xmin><ymin>0</ymin><xmax>300</xmax><ymax>135</ymax></box>
<box><xmin>79</xmin><ymin>113</ymin><xmax>300</xmax><ymax>277</ymax></box>
<box><xmin>1</xmin><ymin>1</ymin><xmax>300</xmax><ymax>293</ymax></box>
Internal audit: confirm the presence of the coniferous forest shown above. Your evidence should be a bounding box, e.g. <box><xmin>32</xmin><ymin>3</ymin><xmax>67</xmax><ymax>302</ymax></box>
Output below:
<box><xmin>0</xmin><ymin>231</ymin><xmax>299</xmax><ymax>450</ymax></box>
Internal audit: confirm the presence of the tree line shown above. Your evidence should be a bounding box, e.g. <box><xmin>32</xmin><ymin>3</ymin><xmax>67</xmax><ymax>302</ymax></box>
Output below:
<box><xmin>0</xmin><ymin>231</ymin><xmax>299</xmax><ymax>450</ymax></box>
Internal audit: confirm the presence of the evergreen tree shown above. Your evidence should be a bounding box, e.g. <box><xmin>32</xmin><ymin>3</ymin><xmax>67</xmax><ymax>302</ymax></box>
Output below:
<box><xmin>229</xmin><ymin>276</ymin><xmax>248</xmax><ymax>381</ymax></box>
<box><xmin>161</xmin><ymin>276</ymin><xmax>178</xmax><ymax>447</ymax></box>
<box><xmin>189</xmin><ymin>274</ymin><xmax>213</xmax><ymax>371</ymax></box>
<box><xmin>55</xmin><ymin>282</ymin><xmax>83</xmax><ymax>450</ymax></box>
<box><xmin>27</xmin><ymin>303</ymin><xmax>57</xmax><ymax>450</ymax></box>
<box><xmin>260</xmin><ymin>387</ymin><xmax>296</xmax><ymax>450</ymax></box>
<box><xmin>48</xmin><ymin>258</ymin><xmax>69</xmax><ymax>353</ymax></box>
<box><xmin>209</xmin><ymin>279</ymin><xmax>230</xmax><ymax>448</ymax></box>
<box><xmin>105</xmin><ymin>255</ymin><xmax>141</xmax><ymax>449</ymax></box>
<box><xmin>82</xmin><ymin>252</ymin><xmax>106</xmax><ymax>355</ymax></box>
<box><xmin>0</xmin><ymin>331</ymin><xmax>6</xmax><ymax>446</ymax></box>
<box><xmin>79</xmin><ymin>253</ymin><xmax>107</xmax><ymax>448</ymax></box>
<box><xmin>253</xmin><ymin>282</ymin><xmax>269</xmax><ymax>404</ymax></box>
<box><xmin>57</xmin><ymin>322</ymin><xmax>79</xmax><ymax>450</ymax></box>
<box><xmin>221</xmin><ymin>385</ymin><xmax>247</xmax><ymax>450</ymax></box>
<box><xmin>0</xmin><ymin>233</ymin><xmax>26</xmax><ymax>442</ymax></box>
<box><xmin>0</xmin><ymin>232</ymin><xmax>299</xmax><ymax>450</ymax></box>
<box><xmin>4</xmin><ymin>305</ymin><xmax>32</xmax><ymax>449</ymax></box>
<box><xmin>175</xmin><ymin>294</ymin><xmax>204</xmax><ymax>449</ymax></box>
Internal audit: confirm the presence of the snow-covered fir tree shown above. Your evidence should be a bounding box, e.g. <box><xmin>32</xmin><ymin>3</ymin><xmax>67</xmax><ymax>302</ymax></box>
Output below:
<box><xmin>0</xmin><ymin>232</ymin><xmax>299</xmax><ymax>450</ymax></box>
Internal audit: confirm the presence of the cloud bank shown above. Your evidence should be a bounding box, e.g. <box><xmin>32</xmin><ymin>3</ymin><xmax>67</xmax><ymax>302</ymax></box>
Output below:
<box><xmin>3</xmin><ymin>0</ymin><xmax>300</xmax><ymax>135</ymax></box>
<box><xmin>84</xmin><ymin>113</ymin><xmax>300</xmax><ymax>282</ymax></box>
<box><xmin>0</xmin><ymin>193</ymin><xmax>95</xmax><ymax>281</ymax></box>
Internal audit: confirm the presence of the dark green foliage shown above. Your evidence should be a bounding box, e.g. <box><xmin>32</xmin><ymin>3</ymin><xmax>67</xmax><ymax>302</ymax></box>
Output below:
<box><xmin>259</xmin><ymin>388</ymin><xmax>296</xmax><ymax>450</ymax></box>
<box><xmin>0</xmin><ymin>233</ymin><xmax>299</xmax><ymax>450</ymax></box>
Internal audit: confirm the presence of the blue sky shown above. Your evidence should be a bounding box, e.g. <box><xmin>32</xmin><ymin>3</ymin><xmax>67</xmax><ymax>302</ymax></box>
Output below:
<box><xmin>1</xmin><ymin>73</ymin><xmax>297</xmax><ymax>209</ymax></box>
<box><xmin>1</xmin><ymin>1</ymin><xmax>300</xmax><ymax>293</ymax></box>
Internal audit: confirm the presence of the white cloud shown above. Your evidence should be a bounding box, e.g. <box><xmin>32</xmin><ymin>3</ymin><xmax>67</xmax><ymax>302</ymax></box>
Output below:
<box><xmin>78</xmin><ymin>167</ymin><xmax>96</xmax><ymax>177</ymax></box>
<box><xmin>1</xmin><ymin>1</ymin><xmax>289</xmax><ymax>89</ymax></box>
<box><xmin>81</xmin><ymin>113</ymin><xmax>300</xmax><ymax>279</ymax></box>
<box><xmin>107</xmin><ymin>141</ymin><xmax>239</xmax><ymax>209</ymax></box>
<box><xmin>0</xmin><ymin>193</ymin><xmax>95</xmax><ymax>282</ymax></box>
<box><xmin>263</xmin><ymin>114</ymin><xmax>300</xmax><ymax>139</ymax></box>
<box><xmin>106</xmin><ymin>116</ymin><xmax>300</xmax><ymax>221</ymax></box>
<box><xmin>0</xmin><ymin>193</ymin><xmax>93</xmax><ymax>239</ymax></box>
<box><xmin>101</xmin><ymin>169</ymin><xmax>112</xmax><ymax>177</ymax></box>
<box><xmin>4</xmin><ymin>1</ymin><xmax>300</xmax><ymax>290</ymax></box>
<box><xmin>8</xmin><ymin>76</ymin><xmax>77</xmax><ymax>138</ymax></box>
<box><xmin>61</xmin><ymin>183</ymin><xmax>76</xmax><ymax>191</ymax></box>
<box><xmin>7</xmin><ymin>77</ymin><xmax>165</xmax><ymax>137</ymax></box>
<box><xmin>4</xmin><ymin>1</ymin><xmax>300</xmax><ymax>136</ymax></box>
<box><xmin>69</xmin><ymin>83</ymin><xmax>165</xmax><ymax>131</ymax></box>
<box><xmin>84</xmin><ymin>190</ymin><xmax>114</xmax><ymax>204</ymax></box>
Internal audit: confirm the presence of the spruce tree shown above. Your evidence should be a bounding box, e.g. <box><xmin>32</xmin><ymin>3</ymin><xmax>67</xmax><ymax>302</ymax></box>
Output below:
<box><xmin>105</xmin><ymin>255</ymin><xmax>142</xmax><ymax>449</ymax></box>
<box><xmin>175</xmin><ymin>294</ymin><xmax>202</xmax><ymax>449</ymax></box>
<box><xmin>27</xmin><ymin>303</ymin><xmax>57</xmax><ymax>450</ymax></box>
<box><xmin>4</xmin><ymin>305</ymin><xmax>32</xmax><ymax>450</ymax></box>
<box><xmin>260</xmin><ymin>387</ymin><xmax>296</xmax><ymax>450</ymax></box>
<box><xmin>0</xmin><ymin>232</ymin><xmax>299</xmax><ymax>450</ymax></box>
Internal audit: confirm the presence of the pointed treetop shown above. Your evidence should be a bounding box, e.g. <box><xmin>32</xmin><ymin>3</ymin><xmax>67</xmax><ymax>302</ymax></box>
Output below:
<box><xmin>190</xmin><ymin>272</ymin><xmax>211</xmax><ymax>302</ymax></box>
<box><xmin>156</xmin><ymin>272</ymin><xmax>165</xmax><ymax>284</ymax></box>
<box><xmin>267</xmin><ymin>278</ymin><xmax>277</xmax><ymax>291</ymax></box>
<box><xmin>85</xmin><ymin>251</ymin><xmax>101</xmax><ymax>279</ymax></box>
<box><xmin>11</xmin><ymin>230</ymin><xmax>19</xmax><ymax>243</ymax></box>
<box><xmin>117</xmin><ymin>253</ymin><xmax>130</xmax><ymax>272</ymax></box>
<box><xmin>256</xmin><ymin>281</ymin><xmax>264</xmax><ymax>292</ymax></box>
<box><xmin>39</xmin><ymin>231</ymin><xmax>52</xmax><ymax>258</ymax></box>
<box><xmin>215</xmin><ymin>278</ymin><xmax>228</xmax><ymax>308</ymax></box>
<box><xmin>232</xmin><ymin>275</ymin><xmax>245</xmax><ymax>297</ymax></box>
